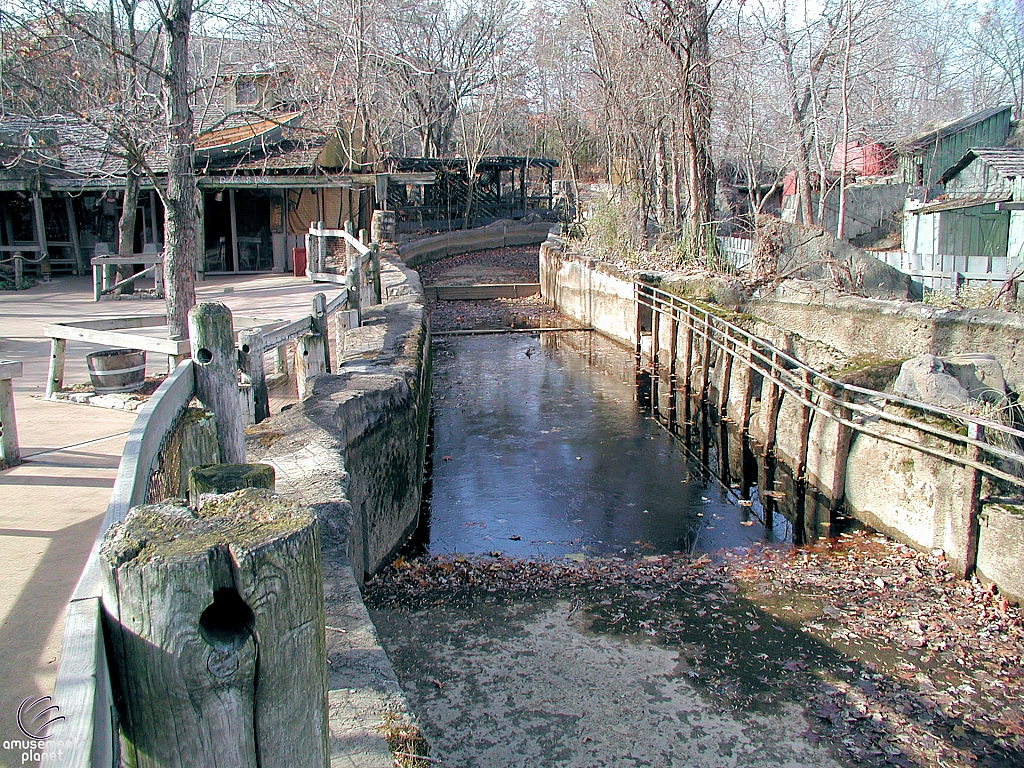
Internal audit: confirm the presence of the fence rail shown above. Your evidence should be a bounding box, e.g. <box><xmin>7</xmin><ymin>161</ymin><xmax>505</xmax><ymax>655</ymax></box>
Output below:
<box><xmin>45</xmin><ymin>277</ymin><xmax>370</xmax><ymax>766</ymax></box>
<box><xmin>635</xmin><ymin>283</ymin><xmax>1024</xmax><ymax>489</ymax></box>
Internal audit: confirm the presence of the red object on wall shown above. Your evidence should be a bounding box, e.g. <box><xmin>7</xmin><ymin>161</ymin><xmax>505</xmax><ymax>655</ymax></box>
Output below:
<box><xmin>292</xmin><ymin>247</ymin><xmax>307</xmax><ymax>277</ymax></box>
<box><xmin>831</xmin><ymin>141</ymin><xmax>895</xmax><ymax>176</ymax></box>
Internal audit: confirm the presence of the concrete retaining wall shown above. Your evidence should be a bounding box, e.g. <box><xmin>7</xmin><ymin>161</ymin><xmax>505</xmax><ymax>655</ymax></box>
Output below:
<box><xmin>746</xmin><ymin>282</ymin><xmax>1024</xmax><ymax>394</ymax></box>
<box><xmin>400</xmin><ymin>219</ymin><xmax>555</xmax><ymax>268</ymax></box>
<box><xmin>542</xmin><ymin>239</ymin><xmax>1024</xmax><ymax>601</ymax></box>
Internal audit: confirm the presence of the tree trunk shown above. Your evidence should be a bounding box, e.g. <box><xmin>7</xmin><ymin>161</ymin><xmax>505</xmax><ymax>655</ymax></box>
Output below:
<box><xmin>116</xmin><ymin>170</ymin><xmax>140</xmax><ymax>295</ymax></box>
<box><xmin>161</xmin><ymin>0</ymin><xmax>198</xmax><ymax>341</ymax></box>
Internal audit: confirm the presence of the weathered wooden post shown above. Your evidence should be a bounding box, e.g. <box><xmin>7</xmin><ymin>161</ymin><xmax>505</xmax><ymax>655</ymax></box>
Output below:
<box><xmin>666</xmin><ymin>313</ymin><xmax>679</xmax><ymax>428</ymax></box>
<box><xmin>311</xmin><ymin>293</ymin><xmax>331</xmax><ymax>374</ymax></box>
<box><xmin>828</xmin><ymin>389</ymin><xmax>854</xmax><ymax>522</ymax></box>
<box><xmin>700</xmin><ymin>310</ymin><xmax>713</xmax><ymax>401</ymax></box>
<box><xmin>316</xmin><ymin>220</ymin><xmax>327</xmax><ymax>274</ymax></box>
<box><xmin>761</xmin><ymin>351</ymin><xmax>784</xmax><ymax>458</ymax></box>
<box><xmin>100</xmin><ymin>490</ymin><xmax>328</xmax><ymax>768</ymax></box>
<box><xmin>189</xmin><ymin>303</ymin><xmax>246</xmax><ymax>464</ymax></box>
<box><xmin>951</xmin><ymin>422</ymin><xmax>984</xmax><ymax>578</ymax></box>
<box><xmin>294</xmin><ymin>332</ymin><xmax>327</xmax><ymax>400</ymax></box>
<box><xmin>0</xmin><ymin>360</ymin><xmax>22</xmax><ymax>467</ymax></box>
<box><xmin>794</xmin><ymin>370</ymin><xmax>814</xmax><ymax>481</ymax></box>
<box><xmin>273</xmin><ymin>345</ymin><xmax>288</xmax><ymax>377</ymax></box>
<box><xmin>717</xmin><ymin>327</ymin><xmax>735</xmax><ymax>418</ymax></box>
<box><xmin>188</xmin><ymin>463</ymin><xmax>275</xmax><ymax>507</ymax></box>
<box><xmin>334</xmin><ymin>309</ymin><xmax>360</xmax><ymax>363</ymax></box>
<box><xmin>345</xmin><ymin>260</ymin><xmax>361</xmax><ymax>321</ymax></box>
<box><xmin>13</xmin><ymin>251</ymin><xmax>23</xmax><ymax>288</ymax></box>
<box><xmin>370</xmin><ymin>243</ymin><xmax>382</xmax><ymax>305</ymax></box>
<box><xmin>238</xmin><ymin>328</ymin><xmax>270</xmax><ymax>423</ymax></box>
<box><xmin>45</xmin><ymin>338</ymin><xmax>66</xmax><ymax>399</ymax></box>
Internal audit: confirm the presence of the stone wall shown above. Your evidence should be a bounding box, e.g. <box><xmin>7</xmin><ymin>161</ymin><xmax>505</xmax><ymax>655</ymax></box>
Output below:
<box><xmin>541</xmin><ymin>238</ymin><xmax>1024</xmax><ymax>602</ymax></box>
<box><xmin>746</xmin><ymin>282</ymin><xmax>1024</xmax><ymax>394</ymax></box>
<box><xmin>246</xmin><ymin>254</ymin><xmax>430</xmax><ymax>765</ymax></box>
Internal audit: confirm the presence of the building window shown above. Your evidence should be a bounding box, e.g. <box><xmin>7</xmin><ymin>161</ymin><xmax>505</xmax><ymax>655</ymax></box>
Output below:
<box><xmin>236</xmin><ymin>77</ymin><xmax>258</xmax><ymax>106</ymax></box>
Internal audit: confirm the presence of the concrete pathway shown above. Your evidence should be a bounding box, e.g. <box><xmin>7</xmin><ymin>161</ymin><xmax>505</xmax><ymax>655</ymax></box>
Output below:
<box><xmin>0</xmin><ymin>273</ymin><xmax>343</xmax><ymax>767</ymax></box>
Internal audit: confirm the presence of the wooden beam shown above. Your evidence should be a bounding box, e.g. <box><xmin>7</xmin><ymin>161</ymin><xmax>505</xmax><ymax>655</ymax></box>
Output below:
<box><xmin>65</xmin><ymin>197</ymin><xmax>85</xmax><ymax>275</ymax></box>
<box><xmin>43</xmin><ymin>324</ymin><xmax>190</xmax><ymax>357</ymax></box>
<box><xmin>229</xmin><ymin>189</ymin><xmax>240</xmax><ymax>273</ymax></box>
<box><xmin>31</xmin><ymin>191</ymin><xmax>50</xmax><ymax>280</ymax></box>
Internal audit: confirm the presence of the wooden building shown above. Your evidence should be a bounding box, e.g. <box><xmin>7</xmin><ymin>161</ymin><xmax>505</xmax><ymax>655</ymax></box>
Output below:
<box><xmin>897</xmin><ymin>106</ymin><xmax>1013</xmax><ymax>191</ymax></box>
<box><xmin>903</xmin><ymin>147</ymin><xmax>1024</xmax><ymax>272</ymax></box>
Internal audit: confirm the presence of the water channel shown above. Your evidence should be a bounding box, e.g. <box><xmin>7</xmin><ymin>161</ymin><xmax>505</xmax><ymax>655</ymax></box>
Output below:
<box><xmin>366</xmin><ymin>330</ymin><xmax>850</xmax><ymax>766</ymax></box>
<box><xmin>407</xmin><ymin>329</ymin><xmax>791</xmax><ymax>559</ymax></box>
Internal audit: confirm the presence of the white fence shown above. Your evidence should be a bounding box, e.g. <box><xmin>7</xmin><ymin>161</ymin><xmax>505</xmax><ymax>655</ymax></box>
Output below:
<box><xmin>718</xmin><ymin>236</ymin><xmax>752</xmax><ymax>270</ymax></box>
<box><xmin>874</xmin><ymin>251</ymin><xmax>1023</xmax><ymax>294</ymax></box>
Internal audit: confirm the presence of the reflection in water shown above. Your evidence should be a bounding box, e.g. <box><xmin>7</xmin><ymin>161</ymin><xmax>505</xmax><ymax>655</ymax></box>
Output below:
<box><xmin>411</xmin><ymin>330</ymin><xmax>792</xmax><ymax>558</ymax></box>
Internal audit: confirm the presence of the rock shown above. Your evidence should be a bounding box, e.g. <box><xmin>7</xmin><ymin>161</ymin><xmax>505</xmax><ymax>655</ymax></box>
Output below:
<box><xmin>943</xmin><ymin>353</ymin><xmax>1009</xmax><ymax>405</ymax></box>
<box><xmin>892</xmin><ymin>355</ymin><xmax>970</xmax><ymax>408</ymax></box>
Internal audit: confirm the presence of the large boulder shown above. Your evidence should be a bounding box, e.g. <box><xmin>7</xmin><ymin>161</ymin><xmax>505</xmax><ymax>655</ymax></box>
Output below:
<box><xmin>892</xmin><ymin>353</ymin><xmax>1008</xmax><ymax>408</ymax></box>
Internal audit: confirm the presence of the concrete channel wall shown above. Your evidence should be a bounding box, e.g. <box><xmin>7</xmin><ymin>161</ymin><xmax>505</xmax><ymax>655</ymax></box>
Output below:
<box><xmin>246</xmin><ymin>254</ymin><xmax>430</xmax><ymax>765</ymax></box>
<box><xmin>540</xmin><ymin>235</ymin><xmax>1024</xmax><ymax>602</ymax></box>
<box><xmin>400</xmin><ymin>218</ymin><xmax>555</xmax><ymax>267</ymax></box>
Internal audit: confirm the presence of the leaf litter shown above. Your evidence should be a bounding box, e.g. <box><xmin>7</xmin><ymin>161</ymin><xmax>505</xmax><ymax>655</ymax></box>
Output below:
<box><xmin>366</xmin><ymin>530</ymin><xmax>1024</xmax><ymax>767</ymax></box>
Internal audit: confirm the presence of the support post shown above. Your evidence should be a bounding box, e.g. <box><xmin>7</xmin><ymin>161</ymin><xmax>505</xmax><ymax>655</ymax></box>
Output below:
<box><xmin>188</xmin><ymin>303</ymin><xmax>246</xmax><ymax>464</ymax></box>
<box><xmin>0</xmin><ymin>361</ymin><xmax>23</xmax><ymax>467</ymax></box>
<box><xmin>273</xmin><ymin>345</ymin><xmax>288</xmax><ymax>376</ymax></box>
<box><xmin>238</xmin><ymin>328</ymin><xmax>269</xmax><ymax>423</ymax></box>
<box><xmin>952</xmin><ymin>422</ymin><xmax>984</xmax><ymax>578</ymax></box>
<box><xmin>667</xmin><ymin>314</ymin><xmax>679</xmax><ymax>427</ymax></box>
<box><xmin>294</xmin><ymin>333</ymin><xmax>326</xmax><ymax>400</ymax></box>
<box><xmin>100</xmin><ymin>491</ymin><xmax>328</xmax><ymax>768</ymax></box>
<box><xmin>795</xmin><ymin>370</ymin><xmax>813</xmax><ymax>481</ymax></box>
<box><xmin>31</xmin><ymin>191</ymin><xmax>50</xmax><ymax>281</ymax></box>
<box><xmin>829</xmin><ymin>390</ymin><xmax>854</xmax><ymax>519</ymax></box>
<box><xmin>65</xmin><ymin>196</ymin><xmax>85</xmax><ymax>275</ymax></box>
<box><xmin>317</xmin><ymin>221</ymin><xmax>327</xmax><ymax>273</ymax></box>
<box><xmin>370</xmin><ymin>244</ymin><xmax>382</xmax><ymax>305</ymax></box>
<box><xmin>700</xmin><ymin>311</ymin><xmax>712</xmax><ymax>400</ymax></box>
<box><xmin>738</xmin><ymin>340</ymin><xmax>755</xmax><ymax>434</ymax></box>
<box><xmin>761</xmin><ymin>352</ymin><xmax>783</xmax><ymax>457</ymax></box>
<box><xmin>334</xmin><ymin>309</ymin><xmax>360</xmax><ymax>363</ymax></box>
<box><xmin>46</xmin><ymin>338</ymin><xmax>66</xmax><ymax>399</ymax></box>
<box><xmin>93</xmin><ymin>260</ymin><xmax>102</xmax><ymax>302</ymax></box>
<box><xmin>188</xmin><ymin>463</ymin><xmax>275</xmax><ymax>507</ymax></box>
<box><xmin>311</xmin><ymin>293</ymin><xmax>331</xmax><ymax>374</ymax></box>
<box><xmin>717</xmin><ymin>327</ymin><xmax>734</xmax><ymax>418</ymax></box>
<box><xmin>13</xmin><ymin>252</ymin><xmax>23</xmax><ymax>288</ymax></box>
<box><xmin>651</xmin><ymin>300</ymin><xmax>661</xmax><ymax>375</ymax></box>
<box><xmin>229</xmin><ymin>189</ymin><xmax>240</xmax><ymax>272</ymax></box>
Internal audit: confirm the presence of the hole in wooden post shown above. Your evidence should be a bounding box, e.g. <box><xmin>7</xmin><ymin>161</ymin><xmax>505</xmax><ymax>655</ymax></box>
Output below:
<box><xmin>241</xmin><ymin>344</ymin><xmax>251</xmax><ymax>354</ymax></box>
<box><xmin>199</xmin><ymin>588</ymin><xmax>254</xmax><ymax>650</ymax></box>
<box><xmin>196</xmin><ymin>348</ymin><xmax>214</xmax><ymax>364</ymax></box>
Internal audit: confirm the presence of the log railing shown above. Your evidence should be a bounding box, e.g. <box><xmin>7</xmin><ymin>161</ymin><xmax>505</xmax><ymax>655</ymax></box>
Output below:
<box><xmin>45</xmin><ymin>283</ymin><xmax>369</xmax><ymax>765</ymax></box>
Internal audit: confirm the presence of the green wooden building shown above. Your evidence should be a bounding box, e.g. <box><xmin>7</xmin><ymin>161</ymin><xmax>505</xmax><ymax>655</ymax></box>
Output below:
<box><xmin>897</xmin><ymin>106</ymin><xmax>1013</xmax><ymax>190</ymax></box>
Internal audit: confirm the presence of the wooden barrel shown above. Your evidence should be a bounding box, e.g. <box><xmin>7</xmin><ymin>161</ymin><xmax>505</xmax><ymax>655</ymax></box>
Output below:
<box><xmin>371</xmin><ymin>210</ymin><xmax>396</xmax><ymax>243</ymax></box>
<box><xmin>87</xmin><ymin>349</ymin><xmax>147</xmax><ymax>393</ymax></box>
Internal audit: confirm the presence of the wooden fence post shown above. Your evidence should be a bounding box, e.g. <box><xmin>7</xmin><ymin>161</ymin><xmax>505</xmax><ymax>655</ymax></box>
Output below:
<box><xmin>370</xmin><ymin>244</ymin><xmax>382</xmax><ymax>305</ymax></box>
<box><xmin>100</xmin><ymin>490</ymin><xmax>328</xmax><ymax>768</ymax></box>
<box><xmin>46</xmin><ymin>338</ymin><xmax>66</xmax><ymax>399</ymax></box>
<box><xmin>717</xmin><ymin>328</ymin><xmax>734</xmax><ymax>418</ymax></box>
<box><xmin>188</xmin><ymin>303</ymin><xmax>246</xmax><ymax>464</ymax></box>
<box><xmin>295</xmin><ymin>333</ymin><xmax>326</xmax><ymax>400</ymax></box>
<box><xmin>335</xmin><ymin>309</ymin><xmax>360</xmax><ymax>363</ymax></box>
<box><xmin>238</xmin><ymin>328</ymin><xmax>269</xmax><ymax>423</ymax></box>
<box><xmin>316</xmin><ymin>221</ymin><xmax>327</xmax><ymax>274</ymax></box>
<box><xmin>953</xmin><ymin>422</ymin><xmax>984</xmax><ymax>578</ymax></box>
<box><xmin>188</xmin><ymin>463</ymin><xmax>275</xmax><ymax>507</ymax></box>
<box><xmin>311</xmin><ymin>293</ymin><xmax>331</xmax><ymax>374</ymax></box>
<box><xmin>0</xmin><ymin>360</ymin><xmax>22</xmax><ymax>467</ymax></box>
<box><xmin>829</xmin><ymin>390</ymin><xmax>854</xmax><ymax>519</ymax></box>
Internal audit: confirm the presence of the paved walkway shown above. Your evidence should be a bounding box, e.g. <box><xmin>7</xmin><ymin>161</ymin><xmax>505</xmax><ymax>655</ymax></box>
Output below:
<box><xmin>0</xmin><ymin>274</ymin><xmax>341</xmax><ymax>766</ymax></box>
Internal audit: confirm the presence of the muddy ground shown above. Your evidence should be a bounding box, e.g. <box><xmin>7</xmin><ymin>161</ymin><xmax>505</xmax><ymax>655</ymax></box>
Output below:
<box><xmin>367</xmin><ymin>534</ymin><xmax>1023</xmax><ymax>768</ymax></box>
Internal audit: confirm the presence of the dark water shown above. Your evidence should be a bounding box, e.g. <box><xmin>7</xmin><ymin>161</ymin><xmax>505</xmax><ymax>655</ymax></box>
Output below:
<box><xmin>411</xmin><ymin>331</ymin><xmax>791</xmax><ymax>558</ymax></box>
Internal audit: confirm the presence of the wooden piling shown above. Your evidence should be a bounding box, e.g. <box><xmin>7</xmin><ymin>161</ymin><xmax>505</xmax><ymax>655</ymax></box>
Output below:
<box><xmin>370</xmin><ymin>244</ymin><xmax>382</xmax><ymax>304</ymax></box>
<box><xmin>46</xmin><ymin>338</ymin><xmax>66</xmax><ymax>399</ymax></box>
<box><xmin>311</xmin><ymin>293</ymin><xmax>331</xmax><ymax>374</ymax></box>
<box><xmin>238</xmin><ymin>328</ymin><xmax>269</xmax><ymax>423</ymax></box>
<box><xmin>761</xmin><ymin>352</ymin><xmax>783</xmax><ymax>458</ymax></box>
<box><xmin>295</xmin><ymin>332</ymin><xmax>326</xmax><ymax>400</ymax></box>
<box><xmin>795</xmin><ymin>370</ymin><xmax>813</xmax><ymax>480</ymax></box>
<box><xmin>667</xmin><ymin>314</ymin><xmax>679</xmax><ymax>427</ymax></box>
<box><xmin>717</xmin><ymin>327</ymin><xmax>734</xmax><ymax>418</ymax></box>
<box><xmin>100</xmin><ymin>490</ymin><xmax>328</xmax><ymax>768</ymax></box>
<box><xmin>954</xmin><ymin>422</ymin><xmax>984</xmax><ymax>578</ymax></box>
<box><xmin>188</xmin><ymin>462</ymin><xmax>275</xmax><ymax>507</ymax></box>
<box><xmin>738</xmin><ymin>340</ymin><xmax>755</xmax><ymax>434</ymax></box>
<box><xmin>188</xmin><ymin>303</ymin><xmax>246</xmax><ymax>464</ymax></box>
<box><xmin>699</xmin><ymin>311</ymin><xmax>712</xmax><ymax>401</ymax></box>
<box><xmin>334</xmin><ymin>309</ymin><xmax>360</xmax><ymax>363</ymax></box>
<box><xmin>651</xmin><ymin>301</ymin><xmax>661</xmax><ymax>374</ymax></box>
<box><xmin>829</xmin><ymin>391</ymin><xmax>854</xmax><ymax>518</ymax></box>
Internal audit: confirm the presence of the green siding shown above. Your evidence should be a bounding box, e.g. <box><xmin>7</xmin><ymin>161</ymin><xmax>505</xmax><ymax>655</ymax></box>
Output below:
<box><xmin>899</xmin><ymin>108</ymin><xmax>1013</xmax><ymax>188</ymax></box>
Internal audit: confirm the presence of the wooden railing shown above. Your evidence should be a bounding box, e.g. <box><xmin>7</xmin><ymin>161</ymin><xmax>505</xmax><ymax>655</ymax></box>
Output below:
<box><xmin>635</xmin><ymin>283</ymin><xmax>1024</xmax><ymax>490</ymax></box>
<box><xmin>45</xmin><ymin>285</ymin><xmax>366</xmax><ymax>766</ymax></box>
